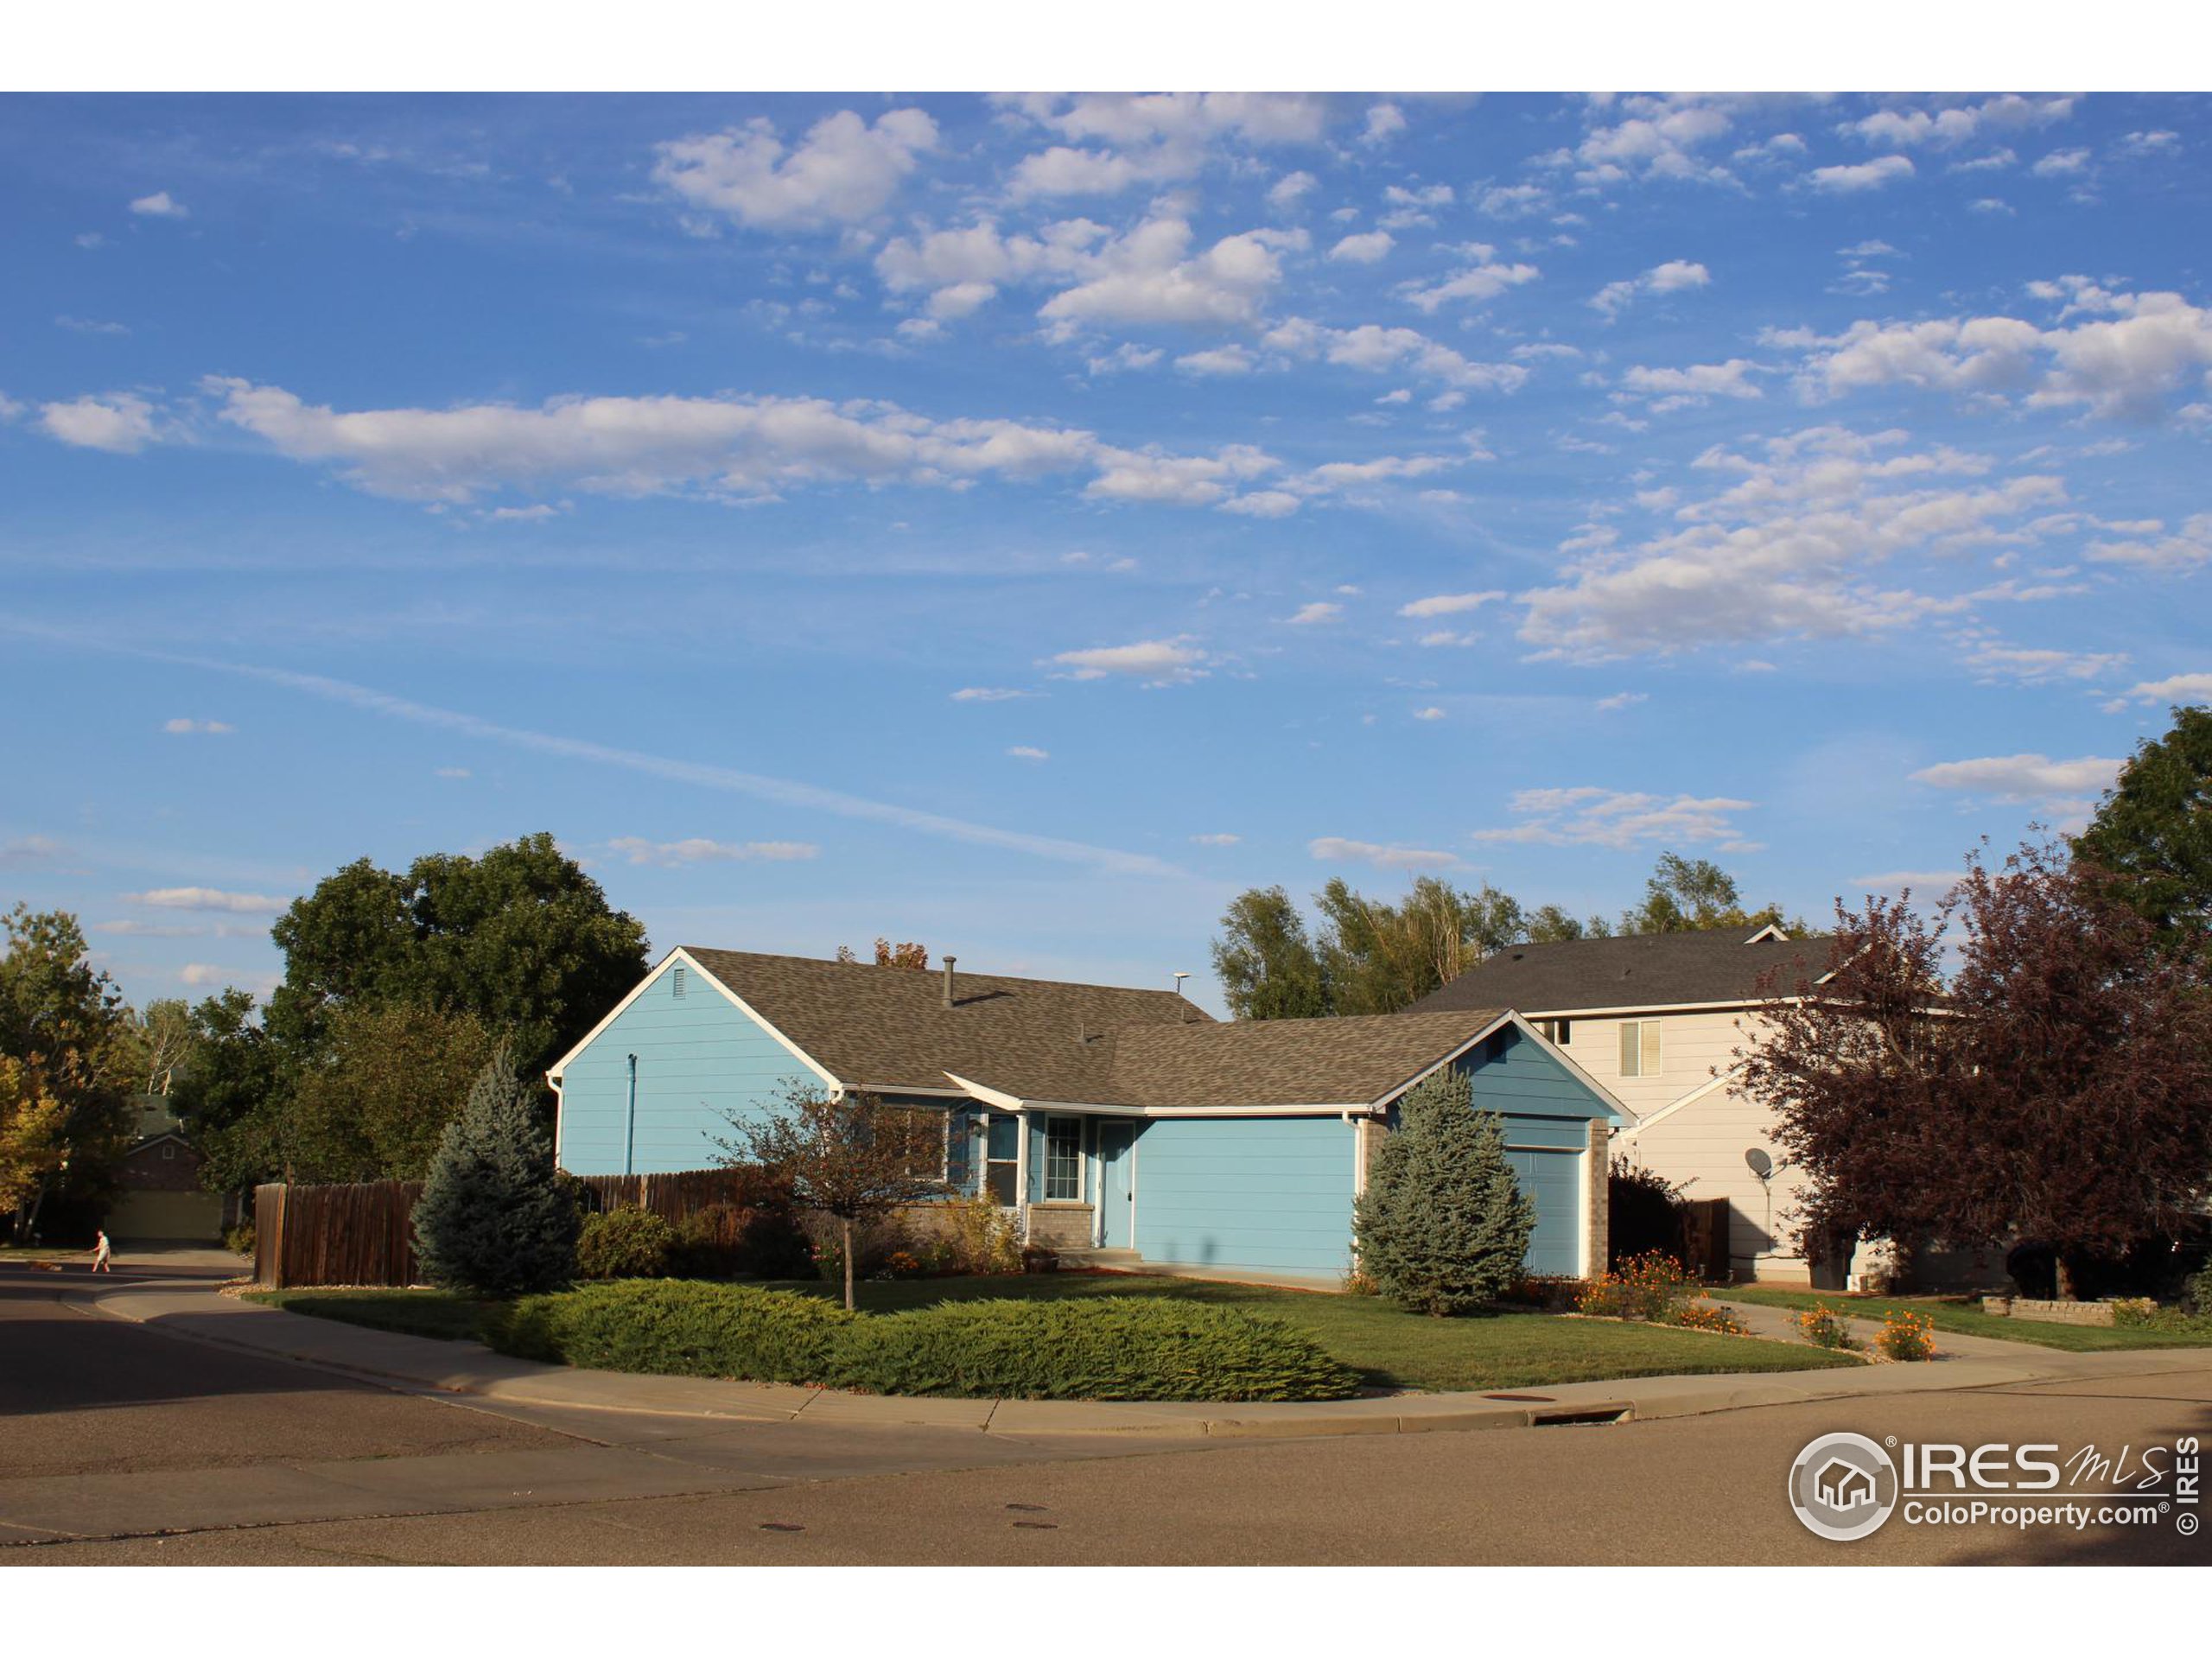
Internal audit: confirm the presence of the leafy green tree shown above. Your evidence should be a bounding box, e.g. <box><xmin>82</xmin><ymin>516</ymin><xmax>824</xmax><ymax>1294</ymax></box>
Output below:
<box><xmin>0</xmin><ymin>907</ymin><xmax>136</xmax><ymax>1237</ymax></box>
<box><xmin>1619</xmin><ymin>851</ymin><xmax>1793</xmax><ymax>935</ymax></box>
<box><xmin>269</xmin><ymin>832</ymin><xmax>647</xmax><ymax>1082</ymax></box>
<box><xmin>1211</xmin><ymin>887</ymin><xmax>1331</xmax><ymax>1020</ymax></box>
<box><xmin>0</xmin><ymin>1057</ymin><xmax>68</xmax><ymax>1217</ymax></box>
<box><xmin>2074</xmin><ymin>704</ymin><xmax>2212</xmax><ymax>956</ymax></box>
<box><xmin>284</xmin><ymin>1002</ymin><xmax>500</xmax><ymax>1182</ymax></box>
<box><xmin>412</xmin><ymin>1047</ymin><xmax>579</xmax><ymax>1296</ymax></box>
<box><xmin>1317</xmin><ymin>875</ymin><xmax>1526</xmax><ymax>1015</ymax></box>
<box><xmin>168</xmin><ymin>988</ymin><xmax>289</xmax><ymax>1193</ymax></box>
<box><xmin>1352</xmin><ymin>1066</ymin><xmax>1535</xmax><ymax>1315</ymax></box>
<box><xmin>1525</xmin><ymin>903</ymin><xmax>1612</xmax><ymax>944</ymax></box>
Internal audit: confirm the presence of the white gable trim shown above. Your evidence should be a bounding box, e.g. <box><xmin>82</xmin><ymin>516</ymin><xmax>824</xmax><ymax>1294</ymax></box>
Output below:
<box><xmin>544</xmin><ymin>947</ymin><xmax>841</xmax><ymax>1093</ymax></box>
<box><xmin>1743</xmin><ymin>923</ymin><xmax>1790</xmax><ymax>944</ymax></box>
<box><xmin>1368</xmin><ymin>1011</ymin><xmax>1637</xmax><ymax>1126</ymax></box>
<box><xmin>942</xmin><ymin>1070</ymin><xmax>1373</xmax><ymax>1120</ymax></box>
<box><xmin>1611</xmin><ymin>1065</ymin><xmax>1738</xmax><ymax>1139</ymax></box>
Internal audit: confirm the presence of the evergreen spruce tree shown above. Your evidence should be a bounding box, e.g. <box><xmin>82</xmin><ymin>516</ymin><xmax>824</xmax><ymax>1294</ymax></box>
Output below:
<box><xmin>411</xmin><ymin>1046</ymin><xmax>577</xmax><ymax>1295</ymax></box>
<box><xmin>1353</xmin><ymin>1066</ymin><xmax>1535</xmax><ymax>1316</ymax></box>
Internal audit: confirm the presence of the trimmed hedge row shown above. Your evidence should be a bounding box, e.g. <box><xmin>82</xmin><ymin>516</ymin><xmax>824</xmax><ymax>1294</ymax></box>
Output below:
<box><xmin>483</xmin><ymin>1281</ymin><xmax>1360</xmax><ymax>1402</ymax></box>
<box><xmin>491</xmin><ymin>1280</ymin><xmax>856</xmax><ymax>1384</ymax></box>
<box><xmin>822</xmin><ymin>1297</ymin><xmax>1361</xmax><ymax>1401</ymax></box>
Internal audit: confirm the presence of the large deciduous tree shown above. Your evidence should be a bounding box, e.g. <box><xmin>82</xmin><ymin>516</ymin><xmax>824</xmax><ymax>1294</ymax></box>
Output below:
<box><xmin>281</xmin><ymin>1002</ymin><xmax>501</xmax><ymax>1183</ymax></box>
<box><xmin>1619</xmin><ymin>852</ymin><xmax>1792</xmax><ymax>936</ymax></box>
<box><xmin>1211</xmin><ymin>887</ymin><xmax>1331</xmax><ymax>1020</ymax></box>
<box><xmin>0</xmin><ymin>907</ymin><xmax>136</xmax><ymax>1238</ymax></box>
<box><xmin>2073</xmin><ymin>703</ymin><xmax>2212</xmax><ymax>957</ymax></box>
<box><xmin>1739</xmin><ymin>840</ymin><xmax>2212</xmax><ymax>1297</ymax></box>
<box><xmin>269</xmin><ymin>831</ymin><xmax>647</xmax><ymax>1083</ymax></box>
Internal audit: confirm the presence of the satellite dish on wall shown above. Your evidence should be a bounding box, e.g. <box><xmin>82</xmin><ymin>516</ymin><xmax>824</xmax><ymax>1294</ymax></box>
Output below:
<box><xmin>1744</xmin><ymin>1147</ymin><xmax>1774</xmax><ymax>1181</ymax></box>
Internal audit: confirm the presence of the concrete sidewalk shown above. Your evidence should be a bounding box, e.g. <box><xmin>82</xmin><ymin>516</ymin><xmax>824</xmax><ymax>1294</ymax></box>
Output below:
<box><xmin>76</xmin><ymin>1274</ymin><xmax>2212</xmax><ymax>1444</ymax></box>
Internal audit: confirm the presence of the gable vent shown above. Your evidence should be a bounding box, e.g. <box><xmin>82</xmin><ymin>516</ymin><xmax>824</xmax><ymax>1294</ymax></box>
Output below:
<box><xmin>672</xmin><ymin>963</ymin><xmax>687</xmax><ymax>999</ymax></box>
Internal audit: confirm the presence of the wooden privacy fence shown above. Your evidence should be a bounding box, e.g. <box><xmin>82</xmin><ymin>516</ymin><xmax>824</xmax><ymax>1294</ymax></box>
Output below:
<box><xmin>576</xmin><ymin>1168</ymin><xmax>779</xmax><ymax>1221</ymax></box>
<box><xmin>254</xmin><ymin>1179</ymin><xmax>423</xmax><ymax>1288</ymax></box>
<box><xmin>1677</xmin><ymin>1196</ymin><xmax>1732</xmax><ymax>1283</ymax></box>
<box><xmin>251</xmin><ymin>1168</ymin><xmax>779</xmax><ymax>1287</ymax></box>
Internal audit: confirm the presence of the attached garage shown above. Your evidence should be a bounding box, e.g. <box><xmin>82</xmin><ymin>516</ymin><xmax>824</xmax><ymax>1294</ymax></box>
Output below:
<box><xmin>106</xmin><ymin>1188</ymin><xmax>225</xmax><ymax>1243</ymax></box>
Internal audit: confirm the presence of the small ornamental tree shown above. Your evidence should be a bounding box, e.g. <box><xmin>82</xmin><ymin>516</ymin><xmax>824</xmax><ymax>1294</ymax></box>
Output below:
<box><xmin>1353</xmin><ymin>1067</ymin><xmax>1535</xmax><ymax>1316</ymax></box>
<box><xmin>411</xmin><ymin>1047</ymin><xmax>578</xmax><ymax>1296</ymax></box>
<box><xmin>720</xmin><ymin>1084</ymin><xmax>949</xmax><ymax>1310</ymax></box>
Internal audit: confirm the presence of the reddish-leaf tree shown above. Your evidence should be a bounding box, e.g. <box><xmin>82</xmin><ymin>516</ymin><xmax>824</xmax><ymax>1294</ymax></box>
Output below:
<box><xmin>717</xmin><ymin>1084</ymin><xmax>948</xmax><ymax>1309</ymax></box>
<box><xmin>1741</xmin><ymin>837</ymin><xmax>2212</xmax><ymax>1298</ymax></box>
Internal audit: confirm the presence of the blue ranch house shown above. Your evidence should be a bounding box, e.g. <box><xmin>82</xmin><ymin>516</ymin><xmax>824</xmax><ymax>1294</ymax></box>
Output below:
<box><xmin>548</xmin><ymin>949</ymin><xmax>1634</xmax><ymax>1284</ymax></box>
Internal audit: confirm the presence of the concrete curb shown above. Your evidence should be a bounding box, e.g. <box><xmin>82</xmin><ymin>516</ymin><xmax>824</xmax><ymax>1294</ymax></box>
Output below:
<box><xmin>69</xmin><ymin>1274</ymin><xmax>2192</xmax><ymax>1445</ymax></box>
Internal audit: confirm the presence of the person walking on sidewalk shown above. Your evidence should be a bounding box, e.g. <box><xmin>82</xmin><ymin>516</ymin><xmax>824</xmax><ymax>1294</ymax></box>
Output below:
<box><xmin>90</xmin><ymin>1229</ymin><xmax>111</xmax><ymax>1274</ymax></box>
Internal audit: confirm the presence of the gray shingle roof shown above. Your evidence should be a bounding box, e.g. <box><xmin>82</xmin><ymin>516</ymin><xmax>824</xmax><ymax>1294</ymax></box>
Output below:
<box><xmin>682</xmin><ymin>949</ymin><xmax>1206</xmax><ymax>1099</ymax></box>
<box><xmin>682</xmin><ymin>949</ymin><xmax>1508</xmax><ymax>1109</ymax></box>
<box><xmin>1080</xmin><ymin>1008</ymin><xmax>1510</xmax><ymax>1108</ymax></box>
<box><xmin>1404</xmin><ymin>927</ymin><xmax>1834</xmax><ymax>1016</ymax></box>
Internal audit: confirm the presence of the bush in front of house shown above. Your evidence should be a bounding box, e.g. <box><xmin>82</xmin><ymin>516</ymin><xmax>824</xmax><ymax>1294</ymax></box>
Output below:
<box><xmin>486</xmin><ymin>1280</ymin><xmax>858</xmax><ymax>1384</ymax></box>
<box><xmin>819</xmin><ymin>1297</ymin><xmax>1361</xmax><ymax>1402</ymax></box>
<box><xmin>1875</xmin><ymin>1309</ymin><xmax>1936</xmax><ymax>1362</ymax></box>
<box><xmin>1351</xmin><ymin>1066</ymin><xmax>1535</xmax><ymax>1317</ymax></box>
<box><xmin>1606</xmin><ymin>1156</ymin><xmax>1685</xmax><ymax>1268</ymax></box>
<box><xmin>575</xmin><ymin>1205</ymin><xmax>677</xmax><ymax>1279</ymax></box>
<box><xmin>412</xmin><ymin>1047</ymin><xmax>579</xmax><ymax>1297</ymax></box>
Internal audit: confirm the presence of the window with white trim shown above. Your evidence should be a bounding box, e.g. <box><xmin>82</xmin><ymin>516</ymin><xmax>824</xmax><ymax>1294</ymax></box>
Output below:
<box><xmin>1618</xmin><ymin>1019</ymin><xmax>1662</xmax><ymax>1077</ymax></box>
<box><xmin>1044</xmin><ymin>1116</ymin><xmax>1084</xmax><ymax>1201</ymax></box>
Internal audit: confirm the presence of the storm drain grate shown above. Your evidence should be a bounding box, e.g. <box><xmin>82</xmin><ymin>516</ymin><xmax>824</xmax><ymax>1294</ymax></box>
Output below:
<box><xmin>1012</xmin><ymin>1521</ymin><xmax>1059</xmax><ymax>1530</ymax></box>
<box><xmin>1529</xmin><ymin>1405</ymin><xmax>1630</xmax><ymax>1427</ymax></box>
<box><xmin>758</xmin><ymin>1522</ymin><xmax>806</xmax><ymax>1533</ymax></box>
<box><xmin>1005</xmin><ymin>1503</ymin><xmax>1051</xmax><ymax>1512</ymax></box>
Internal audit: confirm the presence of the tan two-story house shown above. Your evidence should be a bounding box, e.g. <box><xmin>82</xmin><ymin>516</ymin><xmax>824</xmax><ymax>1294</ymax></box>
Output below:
<box><xmin>1408</xmin><ymin>925</ymin><xmax>1831</xmax><ymax>1282</ymax></box>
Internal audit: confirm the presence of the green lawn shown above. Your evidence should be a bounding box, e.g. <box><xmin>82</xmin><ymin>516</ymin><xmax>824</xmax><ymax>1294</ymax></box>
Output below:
<box><xmin>250</xmin><ymin>1273</ymin><xmax>1859</xmax><ymax>1393</ymax></box>
<box><xmin>1720</xmin><ymin>1286</ymin><xmax>2212</xmax><ymax>1352</ymax></box>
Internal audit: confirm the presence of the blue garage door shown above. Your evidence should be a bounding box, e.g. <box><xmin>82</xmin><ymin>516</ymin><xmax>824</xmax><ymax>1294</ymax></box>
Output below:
<box><xmin>1505</xmin><ymin>1147</ymin><xmax>1582</xmax><ymax>1277</ymax></box>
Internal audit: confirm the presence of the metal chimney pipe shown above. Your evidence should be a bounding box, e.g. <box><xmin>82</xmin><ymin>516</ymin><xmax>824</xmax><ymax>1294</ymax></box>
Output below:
<box><xmin>942</xmin><ymin>955</ymin><xmax>957</xmax><ymax>1008</ymax></box>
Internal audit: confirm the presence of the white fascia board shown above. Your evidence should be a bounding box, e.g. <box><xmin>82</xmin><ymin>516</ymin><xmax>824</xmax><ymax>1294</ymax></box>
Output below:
<box><xmin>683</xmin><ymin>950</ymin><xmax>843</xmax><ymax>1091</ymax></box>
<box><xmin>1369</xmin><ymin>1010</ymin><xmax>1638</xmax><ymax>1126</ymax></box>
<box><xmin>544</xmin><ymin>944</ymin><xmax>686</xmax><ymax>1083</ymax></box>
<box><xmin>546</xmin><ymin>947</ymin><xmax>842</xmax><ymax>1095</ymax></box>
<box><xmin>1519</xmin><ymin>996</ymin><xmax>1773</xmax><ymax>1020</ymax></box>
<box><xmin>942</xmin><ymin>1071</ymin><xmax>1366</xmax><ymax>1119</ymax></box>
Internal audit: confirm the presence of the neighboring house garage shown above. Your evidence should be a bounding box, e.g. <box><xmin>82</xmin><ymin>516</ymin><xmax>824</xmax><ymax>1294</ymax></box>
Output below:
<box><xmin>105</xmin><ymin>1129</ymin><xmax>226</xmax><ymax>1243</ymax></box>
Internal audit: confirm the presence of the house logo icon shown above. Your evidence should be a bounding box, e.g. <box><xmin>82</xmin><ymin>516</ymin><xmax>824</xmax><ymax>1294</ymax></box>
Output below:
<box><xmin>1789</xmin><ymin>1433</ymin><xmax>1898</xmax><ymax>1541</ymax></box>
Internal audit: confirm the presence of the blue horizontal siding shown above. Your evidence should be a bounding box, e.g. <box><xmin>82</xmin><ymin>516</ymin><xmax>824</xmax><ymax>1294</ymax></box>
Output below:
<box><xmin>1134</xmin><ymin>1116</ymin><xmax>1353</xmax><ymax>1274</ymax></box>
<box><xmin>556</xmin><ymin>960</ymin><xmax>820</xmax><ymax>1175</ymax></box>
<box><xmin>1459</xmin><ymin>1025</ymin><xmax>1620</xmax><ymax>1121</ymax></box>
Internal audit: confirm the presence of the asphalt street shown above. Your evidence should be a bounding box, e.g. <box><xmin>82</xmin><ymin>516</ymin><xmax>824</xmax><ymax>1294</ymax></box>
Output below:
<box><xmin>4</xmin><ymin>1261</ymin><xmax>2208</xmax><ymax>1566</ymax></box>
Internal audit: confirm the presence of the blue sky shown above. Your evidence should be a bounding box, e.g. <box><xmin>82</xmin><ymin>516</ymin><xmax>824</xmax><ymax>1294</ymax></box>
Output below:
<box><xmin>3</xmin><ymin>90</ymin><xmax>2208</xmax><ymax>1014</ymax></box>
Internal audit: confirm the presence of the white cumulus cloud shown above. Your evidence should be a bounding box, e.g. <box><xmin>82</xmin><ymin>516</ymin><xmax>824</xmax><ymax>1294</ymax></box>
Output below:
<box><xmin>652</xmin><ymin>108</ymin><xmax>937</xmax><ymax>230</ymax></box>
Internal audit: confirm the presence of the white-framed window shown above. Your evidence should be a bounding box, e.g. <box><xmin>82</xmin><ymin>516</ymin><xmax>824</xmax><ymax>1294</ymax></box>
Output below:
<box><xmin>1538</xmin><ymin>1017</ymin><xmax>1573</xmax><ymax>1046</ymax></box>
<box><xmin>1044</xmin><ymin>1116</ymin><xmax>1084</xmax><ymax>1201</ymax></box>
<box><xmin>1618</xmin><ymin>1019</ymin><xmax>1662</xmax><ymax>1077</ymax></box>
<box><xmin>983</xmin><ymin>1114</ymin><xmax>1020</xmax><ymax>1206</ymax></box>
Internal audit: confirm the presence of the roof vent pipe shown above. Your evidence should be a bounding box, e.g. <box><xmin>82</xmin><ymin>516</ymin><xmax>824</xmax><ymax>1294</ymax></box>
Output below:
<box><xmin>942</xmin><ymin>955</ymin><xmax>957</xmax><ymax>1008</ymax></box>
